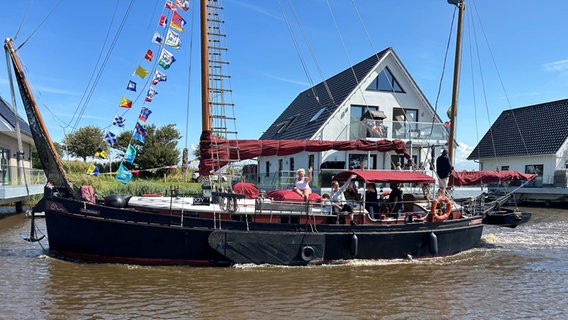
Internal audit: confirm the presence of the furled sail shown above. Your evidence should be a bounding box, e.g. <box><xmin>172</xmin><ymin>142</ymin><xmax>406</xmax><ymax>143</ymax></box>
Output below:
<box><xmin>198</xmin><ymin>130</ymin><xmax>411</xmax><ymax>176</ymax></box>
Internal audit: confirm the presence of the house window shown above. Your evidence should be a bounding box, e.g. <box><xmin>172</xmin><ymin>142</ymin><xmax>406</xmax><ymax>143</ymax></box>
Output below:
<box><xmin>1</xmin><ymin>148</ymin><xmax>9</xmax><ymax>185</ymax></box>
<box><xmin>367</xmin><ymin>67</ymin><xmax>404</xmax><ymax>93</ymax></box>
<box><xmin>308</xmin><ymin>155</ymin><xmax>315</xmax><ymax>170</ymax></box>
<box><xmin>289</xmin><ymin>158</ymin><xmax>294</xmax><ymax>172</ymax></box>
<box><xmin>265</xmin><ymin>161</ymin><xmax>270</xmax><ymax>177</ymax></box>
<box><xmin>276</xmin><ymin>115</ymin><xmax>299</xmax><ymax>134</ymax></box>
<box><xmin>525</xmin><ymin>164</ymin><xmax>543</xmax><ymax>187</ymax></box>
<box><xmin>348</xmin><ymin>154</ymin><xmax>366</xmax><ymax>170</ymax></box>
<box><xmin>350</xmin><ymin>105</ymin><xmax>379</xmax><ymax>140</ymax></box>
<box><xmin>501</xmin><ymin>166</ymin><xmax>509</xmax><ymax>171</ymax></box>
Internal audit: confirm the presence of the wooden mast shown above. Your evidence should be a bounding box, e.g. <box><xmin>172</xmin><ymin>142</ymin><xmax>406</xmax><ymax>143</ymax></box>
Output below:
<box><xmin>200</xmin><ymin>0</ymin><xmax>211</xmax><ymax>132</ymax></box>
<box><xmin>448</xmin><ymin>0</ymin><xmax>464</xmax><ymax>165</ymax></box>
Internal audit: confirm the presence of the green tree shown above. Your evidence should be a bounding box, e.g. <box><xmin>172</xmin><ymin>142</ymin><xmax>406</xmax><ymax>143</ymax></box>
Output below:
<box><xmin>113</xmin><ymin>124</ymin><xmax>181</xmax><ymax>177</ymax></box>
<box><xmin>62</xmin><ymin>126</ymin><xmax>103</xmax><ymax>161</ymax></box>
<box><xmin>136</xmin><ymin>124</ymin><xmax>181</xmax><ymax>174</ymax></box>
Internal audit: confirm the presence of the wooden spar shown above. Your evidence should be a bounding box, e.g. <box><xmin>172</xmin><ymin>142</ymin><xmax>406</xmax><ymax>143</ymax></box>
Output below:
<box><xmin>4</xmin><ymin>38</ymin><xmax>76</xmax><ymax>197</ymax></box>
<box><xmin>448</xmin><ymin>0</ymin><xmax>465</xmax><ymax>165</ymax></box>
<box><xmin>200</xmin><ymin>0</ymin><xmax>211</xmax><ymax>132</ymax></box>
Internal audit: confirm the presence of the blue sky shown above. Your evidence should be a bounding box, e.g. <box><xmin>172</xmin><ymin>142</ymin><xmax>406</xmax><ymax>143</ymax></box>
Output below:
<box><xmin>1</xmin><ymin>0</ymin><xmax>568</xmax><ymax>170</ymax></box>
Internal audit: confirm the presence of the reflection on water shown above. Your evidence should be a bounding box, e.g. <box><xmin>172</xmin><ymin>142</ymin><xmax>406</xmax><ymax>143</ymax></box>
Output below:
<box><xmin>1</xmin><ymin>207</ymin><xmax>567</xmax><ymax>319</ymax></box>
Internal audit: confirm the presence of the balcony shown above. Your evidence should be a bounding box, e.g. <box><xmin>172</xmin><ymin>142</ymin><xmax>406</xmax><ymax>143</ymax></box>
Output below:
<box><xmin>0</xmin><ymin>165</ymin><xmax>45</xmax><ymax>205</ymax></box>
<box><xmin>350</xmin><ymin>119</ymin><xmax>449</xmax><ymax>142</ymax></box>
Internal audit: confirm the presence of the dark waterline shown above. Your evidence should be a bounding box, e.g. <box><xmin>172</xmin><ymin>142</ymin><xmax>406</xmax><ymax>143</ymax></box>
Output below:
<box><xmin>1</xmin><ymin>206</ymin><xmax>567</xmax><ymax>319</ymax></box>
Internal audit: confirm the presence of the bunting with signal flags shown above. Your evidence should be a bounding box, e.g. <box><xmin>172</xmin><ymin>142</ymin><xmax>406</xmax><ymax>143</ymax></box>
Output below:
<box><xmin>176</xmin><ymin>0</ymin><xmax>190</xmax><ymax>11</ymax></box>
<box><xmin>170</xmin><ymin>10</ymin><xmax>186</xmax><ymax>32</ymax></box>
<box><xmin>95</xmin><ymin>148</ymin><xmax>107</xmax><ymax>159</ymax></box>
<box><xmin>104</xmin><ymin>131</ymin><xmax>117</xmax><ymax>145</ymax></box>
<box><xmin>87</xmin><ymin>164</ymin><xmax>99</xmax><ymax>176</ymax></box>
<box><xmin>139</xmin><ymin>106</ymin><xmax>152</xmax><ymax>122</ymax></box>
<box><xmin>134</xmin><ymin>65</ymin><xmax>149</xmax><ymax>79</ymax></box>
<box><xmin>116</xmin><ymin>163</ymin><xmax>133</xmax><ymax>184</ymax></box>
<box><xmin>106</xmin><ymin>0</ymin><xmax>189</xmax><ymax>183</ymax></box>
<box><xmin>119</xmin><ymin>97</ymin><xmax>132</xmax><ymax>109</ymax></box>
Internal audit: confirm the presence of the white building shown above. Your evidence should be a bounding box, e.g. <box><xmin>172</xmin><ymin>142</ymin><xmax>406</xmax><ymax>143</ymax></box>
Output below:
<box><xmin>258</xmin><ymin>48</ymin><xmax>449</xmax><ymax>187</ymax></box>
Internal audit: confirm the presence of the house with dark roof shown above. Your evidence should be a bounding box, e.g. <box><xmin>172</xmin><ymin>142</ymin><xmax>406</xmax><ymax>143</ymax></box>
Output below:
<box><xmin>258</xmin><ymin>48</ymin><xmax>448</xmax><ymax>186</ymax></box>
<box><xmin>468</xmin><ymin>98</ymin><xmax>568</xmax><ymax>192</ymax></box>
<box><xmin>1</xmin><ymin>95</ymin><xmax>44</xmax><ymax>208</ymax></box>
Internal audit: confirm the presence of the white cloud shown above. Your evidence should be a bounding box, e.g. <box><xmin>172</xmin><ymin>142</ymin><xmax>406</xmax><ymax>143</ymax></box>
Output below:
<box><xmin>543</xmin><ymin>59</ymin><xmax>568</xmax><ymax>72</ymax></box>
<box><xmin>454</xmin><ymin>142</ymin><xmax>478</xmax><ymax>170</ymax></box>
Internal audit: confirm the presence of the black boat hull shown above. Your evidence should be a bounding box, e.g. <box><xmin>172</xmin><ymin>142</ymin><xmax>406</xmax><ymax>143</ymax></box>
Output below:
<box><xmin>42</xmin><ymin>196</ymin><xmax>484</xmax><ymax>266</ymax></box>
<box><xmin>482</xmin><ymin>210</ymin><xmax>532</xmax><ymax>228</ymax></box>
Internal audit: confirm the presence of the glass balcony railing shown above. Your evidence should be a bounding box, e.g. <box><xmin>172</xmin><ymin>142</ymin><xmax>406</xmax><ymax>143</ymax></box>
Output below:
<box><xmin>0</xmin><ymin>165</ymin><xmax>46</xmax><ymax>186</ymax></box>
<box><xmin>350</xmin><ymin>119</ymin><xmax>449</xmax><ymax>141</ymax></box>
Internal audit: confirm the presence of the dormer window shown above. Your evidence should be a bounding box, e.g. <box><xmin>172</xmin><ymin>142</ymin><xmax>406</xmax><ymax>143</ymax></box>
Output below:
<box><xmin>367</xmin><ymin>67</ymin><xmax>404</xmax><ymax>93</ymax></box>
<box><xmin>276</xmin><ymin>115</ymin><xmax>299</xmax><ymax>134</ymax></box>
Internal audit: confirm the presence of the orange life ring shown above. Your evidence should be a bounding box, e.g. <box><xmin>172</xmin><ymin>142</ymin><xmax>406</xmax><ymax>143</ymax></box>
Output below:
<box><xmin>431</xmin><ymin>196</ymin><xmax>451</xmax><ymax>222</ymax></box>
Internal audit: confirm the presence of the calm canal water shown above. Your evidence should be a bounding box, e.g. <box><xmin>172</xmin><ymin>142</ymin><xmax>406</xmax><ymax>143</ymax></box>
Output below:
<box><xmin>1</xmin><ymin>206</ymin><xmax>566</xmax><ymax>319</ymax></box>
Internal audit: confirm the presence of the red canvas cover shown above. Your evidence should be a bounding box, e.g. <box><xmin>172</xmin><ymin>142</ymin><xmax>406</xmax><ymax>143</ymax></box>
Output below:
<box><xmin>232</xmin><ymin>182</ymin><xmax>260</xmax><ymax>199</ymax></box>
<box><xmin>267</xmin><ymin>190</ymin><xmax>322</xmax><ymax>202</ymax></box>
<box><xmin>333</xmin><ymin>170</ymin><xmax>435</xmax><ymax>184</ymax></box>
<box><xmin>198</xmin><ymin>131</ymin><xmax>411</xmax><ymax>176</ymax></box>
<box><xmin>449</xmin><ymin>170</ymin><xmax>535</xmax><ymax>186</ymax></box>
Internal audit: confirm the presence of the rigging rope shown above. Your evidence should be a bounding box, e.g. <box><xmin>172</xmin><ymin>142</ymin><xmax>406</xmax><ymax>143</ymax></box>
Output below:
<box><xmin>16</xmin><ymin>0</ymin><xmax>64</xmax><ymax>51</ymax></box>
<box><xmin>278</xmin><ymin>0</ymin><xmax>320</xmax><ymax>103</ymax></box>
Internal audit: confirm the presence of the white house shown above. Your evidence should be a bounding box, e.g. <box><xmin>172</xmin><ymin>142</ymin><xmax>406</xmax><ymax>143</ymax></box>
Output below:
<box><xmin>468</xmin><ymin>98</ymin><xmax>568</xmax><ymax>192</ymax></box>
<box><xmin>257</xmin><ymin>48</ymin><xmax>449</xmax><ymax>187</ymax></box>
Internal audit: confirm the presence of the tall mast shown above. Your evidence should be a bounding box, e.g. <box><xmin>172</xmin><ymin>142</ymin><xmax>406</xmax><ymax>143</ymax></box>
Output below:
<box><xmin>201</xmin><ymin>0</ymin><xmax>211</xmax><ymax>132</ymax></box>
<box><xmin>447</xmin><ymin>0</ymin><xmax>464</xmax><ymax>165</ymax></box>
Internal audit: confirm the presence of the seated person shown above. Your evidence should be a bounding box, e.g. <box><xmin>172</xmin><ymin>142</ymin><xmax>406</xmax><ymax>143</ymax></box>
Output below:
<box><xmin>388</xmin><ymin>183</ymin><xmax>403</xmax><ymax>218</ymax></box>
<box><xmin>365</xmin><ymin>183</ymin><xmax>380</xmax><ymax>217</ymax></box>
<box><xmin>330</xmin><ymin>174</ymin><xmax>357</xmax><ymax>225</ymax></box>
<box><xmin>321</xmin><ymin>193</ymin><xmax>332</xmax><ymax>214</ymax></box>
<box><xmin>292</xmin><ymin>167</ymin><xmax>312</xmax><ymax>201</ymax></box>
<box><xmin>343</xmin><ymin>180</ymin><xmax>359</xmax><ymax>204</ymax></box>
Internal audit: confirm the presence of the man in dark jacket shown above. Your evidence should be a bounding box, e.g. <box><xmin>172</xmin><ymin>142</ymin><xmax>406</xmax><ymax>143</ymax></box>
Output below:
<box><xmin>436</xmin><ymin>149</ymin><xmax>453</xmax><ymax>196</ymax></box>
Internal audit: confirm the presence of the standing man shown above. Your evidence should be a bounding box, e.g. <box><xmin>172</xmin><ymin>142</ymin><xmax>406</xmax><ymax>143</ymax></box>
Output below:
<box><xmin>436</xmin><ymin>149</ymin><xmax>453</xmax><ymax>196</ymax></box>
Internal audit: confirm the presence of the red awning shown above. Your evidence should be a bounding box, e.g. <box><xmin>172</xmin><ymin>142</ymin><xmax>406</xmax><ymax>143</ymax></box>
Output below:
<box><xmin>333</xmin><ymin>170</ymin><xmax>435</xmax><ymax>184</ymax></box>
<box><xmin>449</xmin><ymin>170</ymin><xmax>536</xmax><ymax>186</ymax></box>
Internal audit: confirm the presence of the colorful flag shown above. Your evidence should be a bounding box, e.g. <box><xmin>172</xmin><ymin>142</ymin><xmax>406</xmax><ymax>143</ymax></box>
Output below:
<box><xmin>176</xmin><ymin>0</ymin><xmax>190</xmax><ymax>11</ymax></box>
<box><xmin>87</xmin><ymin>164</ymin><xmax>99</xmax><ymax>176</ymax></box>
<box><xmin>119</xmin><ymin>97</ymin><xmax>132</xmax><ymax>108</ymax></box>
<box><xmin>115</xmin><ymin>163</ymin><xmax>133</xmax><ymax>184</ymax></box>
<box><xmin>95</xmin><ymin>148</ymin><xmax>107</xmax><ymax>159</ymax></box>
<box><xmin>158</xmin><ymin>49</ymin><xmax>176</xmax><ymax>70</ymax></box>
<box><xmin>152</xmin><ymin>32</ymin><xmax>164</xmax><ymax>45</ymax></box>
<box><xmin>165</xmin><ymin>29</ymin><xmax>182</xmax><ymax>49</ymax></box>
<box><xmin>144</xmin><ymin>49</ymin><xmax>153</xmax><ymax>62</ymax></box>
<box><xmin>145</xmin><ymin>87</ymin><xmax>158</xmax><ymax>102</ymax></box>
<box><xmin>139</xmin><ymin>106</ymin><xmax>152</xmax><ymax>122</ymax></box>
<box><xmin>134</xmin><ymin>65</ymin><xmax>149</xmax><ymax>79</ymax></box>
<box><xmin>159</xmin><ymin>15</ymin><xmax>167</xmax><ymax>27</ymax></box>
<box><xmin>113</xmin><ymin>115</ymin><xmax>126</xmax><ymax>127</ymax></box>
<box><xmin>124</xmin><ymin>144</ymin><xmax>137</xmax><ymax>164</ymax></box>
<box><xmin>104</xmin><ymin>131</ymin><xmax>117</xmax><ymax>145</ymax></box>
<box><xmin>170</xmin><ymin>10</ymin><xmax>186</xmax><ymax>32</ymax></box>
<box><xmin>126</xmin><ymin>80</ymin><xmax>137</xmax><ymax>92</ymax></box>
<box><xmin>133</xmin><ymin>123</ymin><xmax>148</xmax><ymax>143</ymax></box>
<box><xmin>165</xmin><ymin>0</ymin><xmax>175</xmax><ymax>9</ymax></box>
<box><xmin>152</xmin><ymin>70</ymin><xmax>167</xmax><ymax>85</ymax></box>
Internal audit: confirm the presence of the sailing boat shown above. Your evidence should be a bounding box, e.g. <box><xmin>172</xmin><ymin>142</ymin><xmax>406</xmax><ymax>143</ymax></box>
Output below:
<box><xmin>6</xmin><ymin>0</ymin><xmax>532</xmax><ymax>266</ymax></box>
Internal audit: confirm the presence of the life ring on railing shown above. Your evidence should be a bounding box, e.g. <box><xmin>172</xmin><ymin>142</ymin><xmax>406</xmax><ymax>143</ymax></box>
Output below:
<box><xmin>431</xmin><ymin>196</ymin><xmax>451</xmax><ymax>222</ymax></box>
<box><xmin>301</xmin><ymin>246</ymin><xmax>315</xmax><ymax>262</ymax></box>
